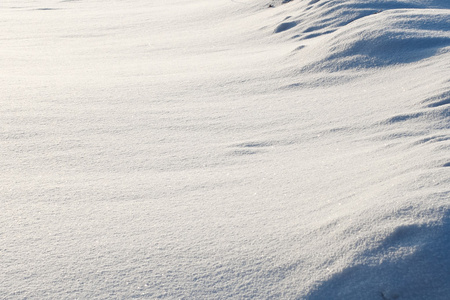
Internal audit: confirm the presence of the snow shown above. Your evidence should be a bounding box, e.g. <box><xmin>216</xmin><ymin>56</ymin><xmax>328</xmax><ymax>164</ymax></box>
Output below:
<box><xmin>1</xmin><ymin>0</ymin><xmax>449</xmax><ymax>299</ymax></box>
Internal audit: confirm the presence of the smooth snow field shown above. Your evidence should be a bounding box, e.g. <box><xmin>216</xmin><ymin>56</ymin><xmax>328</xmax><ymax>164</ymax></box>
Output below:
<box><xmin>1</xmin><ymin>0</ymin><xmax>450</xmax><ymax>299</ymax></box>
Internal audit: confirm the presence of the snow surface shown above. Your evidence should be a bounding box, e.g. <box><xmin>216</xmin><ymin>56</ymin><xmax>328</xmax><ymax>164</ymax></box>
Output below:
<box><xmin>1</xmin><ymin>0</ymin><xmax>449</xmax><ymax>299</ymax></box>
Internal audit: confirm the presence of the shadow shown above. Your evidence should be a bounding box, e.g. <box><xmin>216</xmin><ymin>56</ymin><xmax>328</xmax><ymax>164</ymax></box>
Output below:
<box><xmin>35</xmin><ymin>8</ymin><xmax>61</xmax><ymax>10</ymax></box>
<box><xmin>274</xmin><ymin>21</ymin><xmax>298</xmax><ymax>33</ymax></box>
<box><xmin>424</xmin><ymin>91</ymin><xmax>450</xmax><ymax>108</ymax></box>
<box><xmin>317</xmin><ymin>36</ymin><xmax>450</xmax><ymax>71</ymax></box>
<box><xmin>305</xmin><ymin>208</ymin><xmax>450</xmax><ymax>300</ymax></box>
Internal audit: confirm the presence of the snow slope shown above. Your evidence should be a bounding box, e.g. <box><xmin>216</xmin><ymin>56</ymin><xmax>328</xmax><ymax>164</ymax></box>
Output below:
<box><xmin>1</xmin><ymin>0</ymin><xmax>449</xmax><ymax>299</ymax></box>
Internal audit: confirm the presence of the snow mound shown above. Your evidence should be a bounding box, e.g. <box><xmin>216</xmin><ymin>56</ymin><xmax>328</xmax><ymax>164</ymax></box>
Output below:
<box><xmin>307</xmin><ymin>205</ymin><xmax>450</xmax><ymax>299</ymax></box>
<box><xmin>269</xmin><ymin>0</ymin><xmax>450</xmax><ymax>71</ymax></box>
<box><xmin>270</xmin><ymin>0</ymin><xmax>450</xmax><ymax>38</ymax></box>
<box><xmin>303</xmin><ymin>9</ymin><xmax>450</xmax><ymax>70</ymax></box>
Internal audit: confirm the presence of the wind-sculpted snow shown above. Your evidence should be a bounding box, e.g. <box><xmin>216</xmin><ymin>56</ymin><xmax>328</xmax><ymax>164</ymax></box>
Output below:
<box><xmin>270</xmin><ymin>0</ymin><xmax>450</xmax><ymax>70</ymax></box>
<box><xmin>1</xmin><ymin>0</ymin><xmax>449</xmax><ymax>299</ymax></box>
<box><xmin>270</xmin><ymin>0</ymin><xmax>450</xmax><ymax>38</ymax></box>
<box><xmin>302</xmin><ymin>10</ymin><xmax>450</xmax><ymax>70</ymax></box>
<box><xmin>307</xmin><ymin>207</ymin><xmax>450</xmax><ymax>299</ymax></box>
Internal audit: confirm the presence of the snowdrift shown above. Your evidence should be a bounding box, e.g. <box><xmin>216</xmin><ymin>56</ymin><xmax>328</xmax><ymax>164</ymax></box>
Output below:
<box><xmin>1</xmin><ymin>0</ymin><xmax>449</xmax><ymax>299</ymax></box>
<box><xmin>302</xmin><ymin>9</ymin><xmax>450</xmax><ymax>70</ymax></box>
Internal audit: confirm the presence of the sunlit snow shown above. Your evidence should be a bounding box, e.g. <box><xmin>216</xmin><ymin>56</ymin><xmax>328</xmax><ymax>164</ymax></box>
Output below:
<box><xmin>1</xmin><ymin>0</ymin><xmax>449</xmax><ymax>299</ymax></box>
